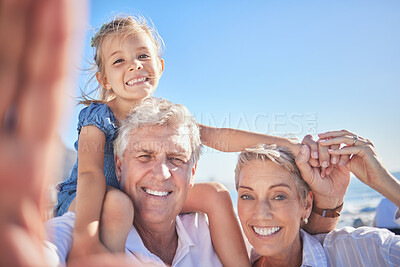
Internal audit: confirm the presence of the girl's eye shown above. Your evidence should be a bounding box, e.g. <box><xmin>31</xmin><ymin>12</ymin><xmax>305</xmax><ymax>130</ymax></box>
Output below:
<box><xmin>138</xmin><ymin>54</ymin><xmax>150</xmax><ymax>59</ymax></box>
<box><xmin>113</xmin><ymin>59</ymin><xmax>124</xmax><ymax>64</ymax></box>
<box><xmin>274</xmin><ymin>195</ymin><xmax>286</xmax><ymax>201</ymax></box>
<box><xmin>240</xmin><ymin>194</ymin><xmax>253</xmax><ymax>200</ymax></box>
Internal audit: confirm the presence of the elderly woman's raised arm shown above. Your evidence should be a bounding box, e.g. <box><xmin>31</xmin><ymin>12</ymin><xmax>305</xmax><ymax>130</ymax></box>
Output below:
<box><xmin>319</xmin><ymin>130</ymin><xmax>400</xmax><ymax>208</ymax></box>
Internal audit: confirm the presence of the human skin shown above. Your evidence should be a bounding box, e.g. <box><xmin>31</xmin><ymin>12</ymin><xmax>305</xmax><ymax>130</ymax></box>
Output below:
<box><xmin>115</xmin><ymin>125</ymin><xmax>196</xmax><ymax>265</ymax></box>
<box><xmin>237</xmin><ymin>160</ymin><xmax>312</xmax><ymax>266</ymax></box>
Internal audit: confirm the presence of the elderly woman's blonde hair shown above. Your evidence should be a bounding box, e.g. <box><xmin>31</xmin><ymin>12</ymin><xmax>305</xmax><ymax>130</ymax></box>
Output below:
<box><xmin>114</xmin><ymin>97</ymin><xmax>203</xmax><ymax>164</ymax></box>
<box><xmin>234</xmin><ymin>144</ymin><xmax>310</xmax><ymax>201</ymax></box>
<box><xmin>80</xmin><ymin>14</ymin><xmax>164</xmax><ymax>105</ymax></box>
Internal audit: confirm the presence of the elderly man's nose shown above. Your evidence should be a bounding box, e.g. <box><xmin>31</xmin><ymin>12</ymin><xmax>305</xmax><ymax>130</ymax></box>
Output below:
<box><xmin>152</xmin><ymin>160</ymin><xmax>171</xmax><ymax>180</ymax></box>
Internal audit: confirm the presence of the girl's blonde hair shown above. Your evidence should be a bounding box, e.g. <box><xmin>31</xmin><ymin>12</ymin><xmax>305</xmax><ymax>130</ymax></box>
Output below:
<box><xmin>80</xmin><ymin>15</ymin><xmax>165</xmax><ymax>105</ymax></box>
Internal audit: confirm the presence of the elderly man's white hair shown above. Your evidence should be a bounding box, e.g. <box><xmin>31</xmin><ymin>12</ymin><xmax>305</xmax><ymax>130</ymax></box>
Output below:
<box><xmin>114</xmin><ymin>97</ymin><xmax>202</xmax><ymax>163</ymax></box>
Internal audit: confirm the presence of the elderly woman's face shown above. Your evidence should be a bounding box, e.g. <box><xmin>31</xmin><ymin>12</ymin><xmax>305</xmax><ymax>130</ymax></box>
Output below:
<box><xmin>237</xmin><ymin>160</ymin><xmax>309</xmax><ymax>259</ymax></box>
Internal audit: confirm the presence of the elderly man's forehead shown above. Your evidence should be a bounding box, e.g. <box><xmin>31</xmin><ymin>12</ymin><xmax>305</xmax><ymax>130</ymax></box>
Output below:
<box><xmin>125</xmin><ymin>124</ymin><xmax>193</xmax><ymax>154</ymax></box>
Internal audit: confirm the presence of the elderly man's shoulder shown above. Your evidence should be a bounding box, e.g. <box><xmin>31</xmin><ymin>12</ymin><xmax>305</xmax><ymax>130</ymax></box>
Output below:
<box><xmin>44</xmin><ymin>212</ymin><xmax>76</xmax><ymax>266</ymax></box>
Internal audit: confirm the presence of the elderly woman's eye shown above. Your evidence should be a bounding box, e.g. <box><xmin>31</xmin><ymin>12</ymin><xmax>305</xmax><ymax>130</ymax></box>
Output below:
<box><xmin>274</xmin><ymin>195</ymin><xmax>286</xmax><ymax>200</ymax></box>
<box><xmin>240</xmin><ymin>194</ymin><xmax>253</xmax><ymax>200</ymax></box>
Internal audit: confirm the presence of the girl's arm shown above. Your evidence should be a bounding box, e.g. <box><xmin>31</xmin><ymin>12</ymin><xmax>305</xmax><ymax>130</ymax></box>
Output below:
<box><xmin>183</xmin><ymin>183</ymin><xmax>251</xmax><ymax>267</ymax></box>
<box><xmin>68</xmin><ymin>125</ymin><xmax>109</xmax><ymax>260</ymax></box>
<box><xmin>200</xmin><ymin>125</ymin><xmax>332</xmax><ymax>176</ymax></box>
<box><xmin>200</xmin><ymin>124</ymin><xmax>301</xmax><ymax>155</ymax></box>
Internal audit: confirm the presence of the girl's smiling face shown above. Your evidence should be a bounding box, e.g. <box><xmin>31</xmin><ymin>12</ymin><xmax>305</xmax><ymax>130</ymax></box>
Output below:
<box><xmin>97</xmin><ymin>32</ymin><xmax>164</xmax><ymax>103</ymax></box>
<box><xmin>237</xmin><ymin>159</ymin><xmax>312</xmax><ymax>261</ymax></box>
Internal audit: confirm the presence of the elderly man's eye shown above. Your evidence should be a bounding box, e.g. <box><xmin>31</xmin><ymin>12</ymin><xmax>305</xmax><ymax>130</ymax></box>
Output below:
<box><xmin>137</xmin><ymin>155</ymin><xmax>151</xmax><ymax>161</ymax></box>
<box><xmin>170</xmin><ymin>157</ymin><xmax>185</xmax><ymax>165</ymax></box>
<box><xmin>240</xmin><ymin>194</ymin><xmax>253</xmax><ymax>200</ymax></box>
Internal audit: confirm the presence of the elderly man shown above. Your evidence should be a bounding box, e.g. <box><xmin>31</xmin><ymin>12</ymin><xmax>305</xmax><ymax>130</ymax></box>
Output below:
<box><xmin>45</xmin><ymin>97</ymin><xmax>222</xmax><ymax>266</ymax></box>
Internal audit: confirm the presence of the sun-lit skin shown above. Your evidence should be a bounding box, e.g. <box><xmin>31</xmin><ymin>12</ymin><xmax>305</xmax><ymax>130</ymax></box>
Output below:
<box><xmin>115</xmin><ymin>125</ymin><xmax>196</xmax><ymax>231</ymax></box>
<box><xmin>237</xmin><ymin>160</ymin><xmax>312</xmax><ymax>266</ymax></box>
<box><xmin>97</xmin><ymin>32</ymin><xmax>164</xmax><ymax>117</ymax></box>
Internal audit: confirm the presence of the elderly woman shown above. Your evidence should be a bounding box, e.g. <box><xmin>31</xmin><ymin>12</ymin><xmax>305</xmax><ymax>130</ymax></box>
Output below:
<box><xmin>235</xmin><ymin>130</ymin><xmax>400</xmax><ymax>266</ymax></box>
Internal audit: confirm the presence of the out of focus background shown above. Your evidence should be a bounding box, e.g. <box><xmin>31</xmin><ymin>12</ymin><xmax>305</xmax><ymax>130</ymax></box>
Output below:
<box><xmin>54</xmin><ymin>0</ymin><xmax>400</xmax><ymax>229</ymax></box>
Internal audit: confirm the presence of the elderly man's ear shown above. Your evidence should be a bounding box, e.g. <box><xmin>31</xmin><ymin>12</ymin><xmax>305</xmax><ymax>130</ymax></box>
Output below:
<box><xmin>190</xmin><ymin>163</ymin><xmax>197</xmax><ymax>188</ymax></box>
<box><xmin>115</xmin><ymin>156</ymin><xmax>122</xmax><ymax>182</ymax></box>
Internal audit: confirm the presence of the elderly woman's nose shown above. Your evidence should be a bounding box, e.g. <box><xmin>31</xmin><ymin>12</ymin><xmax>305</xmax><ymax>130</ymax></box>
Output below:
<box><xmin>253</xmin><ymin>200</ymin><xmax>273</xmax><ymax>219</ymax></box>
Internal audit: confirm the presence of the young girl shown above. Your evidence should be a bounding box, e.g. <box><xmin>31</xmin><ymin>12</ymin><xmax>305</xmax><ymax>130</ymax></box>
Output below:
<box><xmin>55</xmin><ymin>15</ymin><xmax>311</xmax><ymax>266</ymax></box>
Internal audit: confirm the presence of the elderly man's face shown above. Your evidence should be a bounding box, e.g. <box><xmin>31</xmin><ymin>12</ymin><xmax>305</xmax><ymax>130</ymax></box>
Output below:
<box><xmin>115</xmin><ymin>125</ymin><xmax>196</xmax><ymax>226</ymax></box>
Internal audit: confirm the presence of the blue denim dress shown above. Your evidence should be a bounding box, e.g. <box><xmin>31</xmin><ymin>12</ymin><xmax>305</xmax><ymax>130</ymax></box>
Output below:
<box><xmin>55</xmin><ymin>103</ymin><xmax>119</xmax><ymax>216</ymax></box>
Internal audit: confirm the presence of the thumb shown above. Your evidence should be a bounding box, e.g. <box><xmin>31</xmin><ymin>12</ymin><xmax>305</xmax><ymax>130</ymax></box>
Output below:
<box><xmin>295</xmin><ymin>145</ymin><xmax>314</xmax><ymax>184</ymax></box>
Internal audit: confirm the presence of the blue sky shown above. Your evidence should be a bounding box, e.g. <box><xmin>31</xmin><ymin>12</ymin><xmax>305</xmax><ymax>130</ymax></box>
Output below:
<box><xmin>60</xmin><ymin>0</ymin><xmax>400</xmax><ymax>188</ymax></box>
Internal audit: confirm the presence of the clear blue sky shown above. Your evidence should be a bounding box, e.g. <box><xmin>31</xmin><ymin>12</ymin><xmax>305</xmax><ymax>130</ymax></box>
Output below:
<box><xmin>60</xmin><ymin>0</ymin><xmax>400</xmax><ymax>188</ymax></box>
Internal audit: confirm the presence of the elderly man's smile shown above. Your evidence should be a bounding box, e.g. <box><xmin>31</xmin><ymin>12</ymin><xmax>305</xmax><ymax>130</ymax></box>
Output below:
<box><xmin>142</xmin><ymin>187</ymin><xmax>172</xmax><ymax>197</ymax></box>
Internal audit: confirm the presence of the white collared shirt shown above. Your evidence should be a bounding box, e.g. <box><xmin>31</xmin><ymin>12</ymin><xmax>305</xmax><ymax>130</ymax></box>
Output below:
<box><xmin>124</xmin><ymin>212</ymin><xmax>222</xmax><ymax>266</ymax></box>
<box><xmin>303</xmin><ymin>227</ymin><xmax>400</xmax><ymax>267</ymax></box>
<box><xmin>250</xmin><ymin>228</ymin><xmax>400</xmax><ymax>267</ymax></box>
<box><xmin>44</xmin><ymin>212</ymin><xmax>222</xmax><ymax>267</ymax></box>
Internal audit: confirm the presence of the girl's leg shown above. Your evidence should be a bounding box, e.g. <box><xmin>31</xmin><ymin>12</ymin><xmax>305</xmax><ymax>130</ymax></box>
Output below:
<box><xmin>100</xmin><ymin>186</ymin><xmax>134</xmax><ymax>253</ymax></box>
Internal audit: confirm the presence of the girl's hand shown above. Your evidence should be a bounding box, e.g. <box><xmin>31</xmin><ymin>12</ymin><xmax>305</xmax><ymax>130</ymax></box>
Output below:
<box><xmin>302</xmin><ymin>135</ymin><xmax>337</xmax><ymax>177</ymax></box>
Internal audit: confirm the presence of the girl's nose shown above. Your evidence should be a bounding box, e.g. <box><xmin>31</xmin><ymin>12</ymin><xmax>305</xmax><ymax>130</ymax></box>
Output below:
<box><xmin>129</xmin><ymin>59</ymin><xmax>143</xmax><ymax>71</ymax></box>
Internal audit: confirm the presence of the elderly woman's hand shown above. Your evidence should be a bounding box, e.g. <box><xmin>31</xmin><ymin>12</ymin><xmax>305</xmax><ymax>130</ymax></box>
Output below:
<box><xmin>295</xmin><ymin>144</ymin><xmax>350</xmax><ymax>211</ymax></box>
<box><xmin>318</xmin><ymin>130</ymin><xmax>400</xmax><ymax>207</ymax></box>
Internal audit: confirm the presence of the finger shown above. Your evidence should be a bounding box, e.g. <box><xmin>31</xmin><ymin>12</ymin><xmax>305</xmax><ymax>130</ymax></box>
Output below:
<box><xmin>295</xmin><ymin>145</ymin><xmax>314</xmax><ymax>184</ymax></box>
<box><xmin>18</xmin><ymin>0</ymin><xmax>87</xmax><ymax>141</ymax></box>
<box><xmin>318</xmin><ymin>140</ymin><xmax>330</xmax><ymax>177</ymax></box>
<box><xmin>18</xmin><ymin>0</ymin><xmax>69</xmax><ymax>141</ymax></box>
<box><xmin>328</xmin><ymin>146</ymin><xmax>366</xmax><ymax>157</ymax></box>
<box><xmin>318</xmin><ymin>129</ymin><xmax>354</xmax><ymax>139</ymax></box>
<box><xmin>0</xmin><ymin>0</ymin><xmax>31</xmax><ymax>127</ymax></box>
<box><xmin>319</xmin><ymin>136</ymin><xmax>368</xmax><ymax>147</ymax></box>
<box><xmin>329</xmin><ymin>144</ymin><xmax>340</xmax><ymax>164</ymax></box>
<box><xmin>302</xmin><ymin>135</ymin><xmax>319</xmax><ymax>160</ymax></box>
<box><xmin>325</xmin><ymin>144</ymin><xmax>340</xmax><ymax>176</ymax></box>
<box><xmin>338</xmin><ymin>155</ymin><xmax>350</xmax><ymax>167</ymax></box>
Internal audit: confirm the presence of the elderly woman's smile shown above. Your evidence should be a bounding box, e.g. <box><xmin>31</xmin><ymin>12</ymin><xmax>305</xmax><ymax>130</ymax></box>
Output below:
<box><xmin>236</xmin><ymin>151</ymin><xmax>313</xmax><ymax>266</ymax></box>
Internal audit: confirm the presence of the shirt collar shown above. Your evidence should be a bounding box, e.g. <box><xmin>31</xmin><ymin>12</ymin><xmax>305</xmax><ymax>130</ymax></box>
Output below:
<box><xmin>125</xmin><ymin>215</ymin><xmax>195</xmax><ymax>266</ymax></box>
<box><xmin>300</xmin><ymin>229</ymin><xmax>327</xmax><ymax>267</ymax></box>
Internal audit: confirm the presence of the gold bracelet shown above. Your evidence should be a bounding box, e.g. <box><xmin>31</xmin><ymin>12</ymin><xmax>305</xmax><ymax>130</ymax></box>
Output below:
<box><xmin>312</xmin><ymin>203</ymin><xmax>343</xmax><ymax>218</ymax></box>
